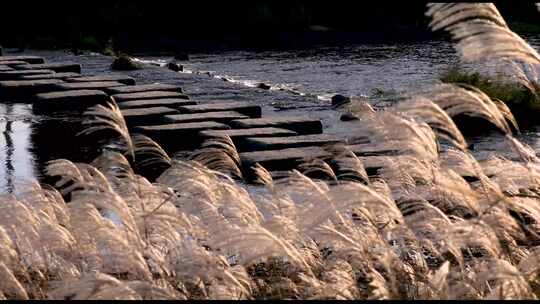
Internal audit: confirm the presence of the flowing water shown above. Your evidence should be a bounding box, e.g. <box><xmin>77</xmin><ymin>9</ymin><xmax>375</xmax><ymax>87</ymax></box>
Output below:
<box><xmin>2</xmin><ymin>37</ymin><xmax>540</xmax><ymax>193</ymax></box>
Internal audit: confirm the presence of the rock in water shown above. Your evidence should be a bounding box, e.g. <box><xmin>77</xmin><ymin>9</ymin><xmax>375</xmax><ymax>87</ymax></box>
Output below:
<box><xmin>340</xmin><ymin>112</ymin><xmax>360</xmax><ymax>121</ymax></box>
<box><xmin>331</xmin><ymin>94</ymin><xmax>351</xmax><ymax>107</ymax></box>
<box><xmin>167</xmin><ymin>62</ymin><xmax>183</xmax><ymax>72</ymax></box>
<box><xmin>257</xmin><ymin>82</ymin><xmax>271</xmax><ymax>90</ymax></box>
<box><xmin>0</xmin><ymin>46</ymin><xmax>3</xmax><ymax>56</ymax></box>
<box><xmin>111</xmin><ymin>54</ymin><xmax>143</xmax><ymax>71</ymax></box>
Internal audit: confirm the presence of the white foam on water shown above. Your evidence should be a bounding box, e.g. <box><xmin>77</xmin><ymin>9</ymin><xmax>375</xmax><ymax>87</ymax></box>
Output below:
<box><xmin>180</xmin><ymin>65</ymin><xmax>317</xmax><ymax>98</ymax></box>
<box><xmin>132</xmin><ymin>57</ymin><xmax>168</xmax><ymax>67</ymax></box>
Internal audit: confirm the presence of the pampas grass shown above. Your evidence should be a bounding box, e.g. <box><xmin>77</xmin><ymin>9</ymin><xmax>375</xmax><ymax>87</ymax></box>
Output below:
<box><xmin>3</xmin><ymin>131</ymin><xmax>540</xmax><ymax>299</ymax></box>
<box><xmin>2</xmin><ymin>2</ymin><xmax>540</xmax><ymax>300</ymax></box>
<box><xmin>426</xmin><ymin>3</ymin><xmax>540</xmax><ymax>106</ymax></box>
<box><xmin>79</xmin><ymin>98</ymin><xmax>134</xmax><ymax>159</ymax></box>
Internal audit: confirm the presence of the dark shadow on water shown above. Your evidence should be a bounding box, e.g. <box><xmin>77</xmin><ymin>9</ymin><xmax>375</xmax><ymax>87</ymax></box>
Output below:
<box><xmin>2</xmin><ymin>105</ymin><xmax>14</xmax><ymax>193</ymax></box>
<box><xmin>29</xmin><ymin>111</ymin><xmax>104</xmax><ymax>186</ymax></box>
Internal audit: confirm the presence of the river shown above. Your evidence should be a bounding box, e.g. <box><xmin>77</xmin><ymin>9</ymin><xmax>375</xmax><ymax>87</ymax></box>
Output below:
<box><xmin>1</xmin><ymin>37</ymin><xmax>540</xmax><ymax>192</ymax></box>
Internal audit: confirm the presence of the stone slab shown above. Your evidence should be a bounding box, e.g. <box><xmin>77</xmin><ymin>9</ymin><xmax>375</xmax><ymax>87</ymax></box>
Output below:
<box><xmin>199</xmin><ymin>127</ymin><xmax>298</xmax><ymax>152</ymax></box>
<box><xmin>164</xmin><ymin>111</ymin><xmax>248</xmax><ymax>124</ymax></box>
<box><xmin>0</xmin><ymin>55</ymin><xmax>45</xmax><ymax>64</ymax></box>
<box><xmin>66</xmin><ymin>75</ymin><xmax>136</xmax><ymax>85</ymax></box>
<box><xmin>0</xmin><ymin>79</ymin><xmax>65</xmax><ymax>97</ymax></box>
<box><xmin>33</xmin><ymin>90</ymin><xmax>110</xmax><ymax>113</ymax></box>
<box><xmin>240</xmin><ymin>146</ymin><xmax>385</xmax><ymax>181</ymax></box>
<box><xmin>199</xmin><ymin>127</ymin><xmax>297</xmax><ymax>139</ymax></box>
<box><xmin>0</xmin><ymin>65</ymin><xmax>13</xmax><ymax>72</ymax></box>
<box><xmin>357</xmin><ymin>155</ymin><xmax>389</xmax><ymax>176</ymax></box>
<box><xmin>0</xmin><ymin>69</ymin><xmax>55</xmax><ymax>80</ymax></box>
<box><xmin>106</xmin><ymin>83</ymin><xmax>183</xmax><ymax>94</ymax></box>
<box><xmin>178</xmin><ymin>102</ymin><xmax>261</xmax><ymax>118</ymax></box>
<box><xmin>121</xmin><ymin>107</ymin><xmax>179</xmax><ymax>126</ymax></box>
<box><xmin>242</xmin><ymin>134</ymin><xmax>344</xmax><ymax>152</ymax></box>
<box><xmin>270</xmin><ymin>170</ymin><xmax>297</xmax><ymax>180</ymax></box>
<box><xmin>112</xmin><ymin>91</ymin><xmax>190</xmax><ymax>102</ymax></box>
<box><xmin>229</xmin><ymin>117</ymin><xmax>323</xmax><ymax>135</ymax></box>
<box><xmin>133</xmin><ymin>121</ymin><xmax>230</xmax><ymax>136</ymax></box>
<box><xmin>133</xmin><ymin>121</ymin><xmax>230</xmax><ymax>151</ymax></box>
<box><xmin>347</xmin><ymin>143</ymin><xmax>401</xmax><ymax>157</ymax></box>
<box><xmin>0</xmin><ymin>61</ymin><xmax>28</xmax><ymax>67</ymax></box>
<box><xmin>53</xmin><ymin>81</ymin><xmax>125</xmax><ymax>91</ymax></box>
<box><xmin>239</xmin><ymin>146</ymin><xmax>332</xmax><ymax>176</ymax></box>
<box><xmin>117</xmin><ymin>98</ymin><xmax>197</xmax><ymax>109</ymax></box>
<box><xmin>17</xmin><ymin>62</ymin><xmax>81</xmax><ymax>73</ymax></box>
<box><xmin>20</xmin><ymin>72</ymin><xmax>81</xmax><ymax>80</ymax></box>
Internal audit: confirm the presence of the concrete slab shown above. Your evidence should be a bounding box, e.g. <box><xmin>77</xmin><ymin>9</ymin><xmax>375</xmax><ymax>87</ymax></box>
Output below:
<box><xmin>53</xmin><ymin>81</ymin><xmax>125</xmax><ymax>91</ymax></box>
<box><xmin>0</xmin><ymin>60</ymin><xmax>29</xmax><ymax>67</ymax></box>
<box><xmin>242</xmin><ymin>134</ymin><xmax>344</xmax><ymax>151</ymax></box>
<box><xmin>66</xmin><ymin>75</ymin><xmax>135</xmax><ymax>85</ymax></box>
<box><xmin>106</xmin><ymin>83</ymin><xmax>183</xmax><ymax>94</ymax></box>
<box><xmin>33</xmin><ymin>90</ymin><xmax>110</xmax><ymax>113</ymax></box>
<box><xmin>121</xmin><ymin>107</ymin><xmax>179</xmax><ymax>126</ymax></box>
<box><xmin>0</xmin><ymin>55</ymin><xmax>45</xmax><ymax>64</ymax></box>
<box><xmin>133</xmin><ymin>121</ymin><xmax>230</xmax><ymax>151</ymax></box>
<box><xmin>20</xmin><ymin>72</ymin><xmax>81</xmax><ymax>80</ymax></box>
<box><xmin>199</xmin><ymin>127</ymin><xmax>298</xmax><ymax>152</ymax></box>
<box><xmin>229</xmin><ymin>117</ymin><xmax>323</xmax><ymax>135</ymax></box>
<box><xmin>240</xmin><ymin>146</ymin><xmax>385</xmax><ymax>181</ymax></box>
<box><xmin>17</xmin><ymin>62</ymin><xmax>81</xmax><ymax>73</ymax></box>
<box><xmin>164</xmin><ymin>111</ymin><xmax>248</xmax><ymax>124</ymax></box>
<box><xmin>0</xmin><ymin>79</ymin><xmax>65</xmax><ymax>97</ymax></box>
<box><xmin>239</xmin><ymin>146</ymin><xmax>332</xmax><ymax>174</ymax></box>
<box><xmin>200</xmin><ymin>127</ymin><xmax>297</xmax><ymax>139</ymax></box>
<box><xmin>112</xmin><ymin>91</ymin><xmax>190</xmax><ymax>102</ymax></box>
<box><xmin>178</xmin><ymin>102</ymin><xmax>261</xmax><ymax>118</ymax></box>
<box><xmin>117</xmin><ymin>98</ymin><xmax>196</xmax><ymax>109</ymax></box>
<box><xmin>0</xmin><ymin>65</ymin><xmax>14</xmax><ymax>72</ymax></box>
<box><xmin>347</xmin><ymin>143</ymin><xmax>401</xmax><ymax>157</ymax></box>
<box><xmin>356</xmin><ymin>155</ymin><xmax>388</xmax><ymax>176</ymax></box>
<box><xmin>0</xmin><ymin>69</ymin><xmax>55</xmax><ymax>80</ymax></box>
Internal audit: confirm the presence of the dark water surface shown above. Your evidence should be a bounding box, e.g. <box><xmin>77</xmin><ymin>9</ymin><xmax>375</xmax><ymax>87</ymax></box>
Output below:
<box><xmin>2</xmin><ymin>37</ymin><xmax>540</xmax><ymax>193</ymax></box>
<box><xmin>184</xmin><ymin>40</ymin><xmax>458</xmax><ymax>100</ymax></box>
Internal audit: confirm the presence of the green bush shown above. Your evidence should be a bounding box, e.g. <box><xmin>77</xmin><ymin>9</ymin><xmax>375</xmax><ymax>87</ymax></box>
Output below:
<box><xmin>440</xmin><ymin>66</ymin><xmax>540</xmax><ymax>112</ymax></box>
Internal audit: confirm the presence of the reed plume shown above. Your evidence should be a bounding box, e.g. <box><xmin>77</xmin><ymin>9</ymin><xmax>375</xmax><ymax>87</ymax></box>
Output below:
<box><xmin>2</xmin><ymin>2</ymin><xmax>540</xmax><ymax>300</ymax></box>
<box><xmin>79</xmin><ymin>98</ymin><xmax>134</xmax><ymax>160</ymax></box>
<box><xmin>426</xmin><ymin>3</ymin><xmax>540</xmax><ymax>97</ymax></box>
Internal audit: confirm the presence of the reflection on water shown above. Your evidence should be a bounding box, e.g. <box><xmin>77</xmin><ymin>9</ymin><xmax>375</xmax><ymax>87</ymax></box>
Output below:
<box><xmin>0</xmin><ymin>101</ymin><xmax>98</xmax><ymax>193</ymax></box>
<box><xmin>2</xmin><ymin>106</ymin><xmax>14</xmax><ymax>192</ymax></box>
<box><xmin>0</xmin><ymin>103</ymin><xmax>36</xmax><ymax>193</ymax></box>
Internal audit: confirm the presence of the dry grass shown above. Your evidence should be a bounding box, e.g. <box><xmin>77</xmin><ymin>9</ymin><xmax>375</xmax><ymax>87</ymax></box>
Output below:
<box><xmin>2</xmin><ymin>2</ymin><xmax>540</xmax><ymax>300</ymax></box>
<box><xmin>2</xmin><ymin>78</ymin><xmax>540</xmax><ymax>299</ymax></box>
<box><xmin>426</xmin><ymin>3</ymin><xmax>540</xmax><ymax>108</ymax></box>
